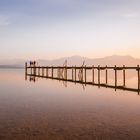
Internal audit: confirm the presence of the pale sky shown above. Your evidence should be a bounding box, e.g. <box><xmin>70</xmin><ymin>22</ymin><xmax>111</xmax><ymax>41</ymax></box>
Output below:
<box><xmin>0</xmin><ymin>0</ymin><xmax>140</xmax><ymax>60</ymax></box>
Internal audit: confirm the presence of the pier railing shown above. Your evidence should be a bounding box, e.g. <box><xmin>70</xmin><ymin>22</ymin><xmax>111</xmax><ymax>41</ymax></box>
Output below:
<box><xmin>25</xmin><ymin>62</ymin><xmax>140</xmax><ymax>94</ymax></box>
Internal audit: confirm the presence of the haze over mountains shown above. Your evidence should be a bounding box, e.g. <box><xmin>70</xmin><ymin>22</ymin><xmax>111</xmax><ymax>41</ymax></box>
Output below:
<box><xmin>0</xmin><ymin>55</ymin><xmax>140</xmax><ymax>68</ymax></box>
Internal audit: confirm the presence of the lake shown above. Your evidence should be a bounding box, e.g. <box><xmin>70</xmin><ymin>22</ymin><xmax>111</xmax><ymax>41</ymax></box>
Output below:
<box><xmin>0</xmin><ymin>69</ymin><xmax>140</xmax><ymax>140</ymax></box>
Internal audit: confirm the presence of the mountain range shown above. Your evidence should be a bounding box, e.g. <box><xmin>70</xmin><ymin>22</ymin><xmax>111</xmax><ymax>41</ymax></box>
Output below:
<box><xmin>0</xmin><ymin>55</ymin><xmax>140</xmax><ymax>68</ymax></box>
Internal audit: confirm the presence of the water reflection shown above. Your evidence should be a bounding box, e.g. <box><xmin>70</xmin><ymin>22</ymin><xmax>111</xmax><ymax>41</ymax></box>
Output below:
<box><xmin>26</xmin><ymin>73</ymin><xmax>140</xmax><ymax>95</ymax></box>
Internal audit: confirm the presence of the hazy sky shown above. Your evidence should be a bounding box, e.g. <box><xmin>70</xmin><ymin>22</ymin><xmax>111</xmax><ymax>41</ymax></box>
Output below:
<box><xmin>0</xmin><ymin>0</ymin><xmax>140</xmax><ymax>60</ymax></box>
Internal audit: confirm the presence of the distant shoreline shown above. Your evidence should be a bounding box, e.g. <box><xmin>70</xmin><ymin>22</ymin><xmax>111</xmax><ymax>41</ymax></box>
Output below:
<box><xmin>0</xmin><ymin>66</ymin><xmax>24</xmax><ymax>69</ymax></box>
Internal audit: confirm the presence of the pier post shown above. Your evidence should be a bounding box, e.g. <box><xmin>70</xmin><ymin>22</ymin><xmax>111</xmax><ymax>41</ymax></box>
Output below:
<box><xmin>115</xmin><ymin>65</ymin><xmax>117</xmax><ymax>88</ymax></box>
<box><xmin>98</xmin><ymin>65</ymin><xmax>100</xmax><ymax>84</ymax></box>
<box><xmin>123</xmin><ymin>65</ymin><xmax>126</xmax><ymax>86</ymax></box>
<box><xmin>75</xmin><ymin>65</ymin><xmax>76</xmax><ymax>82</ymax></box>
<box><xmin>25</xmin><ymin>62</ymin><xmax>27</xmax><ymax>80</ymax></box>
<box><xmin>85</xmin><ymin>65</ymin><xmax>87</xmax><ymax>83</ymax></box>
<box><xmin>52</xmin><ymin>66</ymin><xmax>53</xmax><ymax>78</ymax></box>
<box><xmin>57</xmin><ymin>67</ymin><xmax>59</xmax><ymax>78</ymax></box>
<box><xmin>72</xmin><ymin>66</ymin><xmax>74</xmax><ymax>81</ymax></box>
<box><xmin>65</xmin><ymin>66</ymin><xmax>67</xmax><ymax>80</ymax></box>
<box><xmin>25</xmin><ymin>62</ymin><xmax>27</xmax><ymax>74</ymax></box>
<box><xmin>46</xmin><ymin>67</ymin><xmax>49</xmax><ymax>77</ymax></box>
<box><xmin>106</xmin><ymin>65</ymin><xmax>108</xmax><ymax>84</ymax></box>
<box><xmin>33</xmin><ymin>63</ymin><xmax>36</xmax><ymax>75</ymax></box>
<box><xmin>137</xmin><ymin>65</ymin><xmax>140</xmax><ymax>92</ymax></box>
<box><xmin>44</xmin><ymin>67</ymin><xmax>47</xmax><ymax>77</ymax></box>
<box><xmin>82</xmin><ymin>66</ymin><xmax>84</xmax><ymax>82</ymax></box>
<box><xmin>92</xmin><ymin>65</ymin><xmax>94</xmax><ymax>83</ymax></box>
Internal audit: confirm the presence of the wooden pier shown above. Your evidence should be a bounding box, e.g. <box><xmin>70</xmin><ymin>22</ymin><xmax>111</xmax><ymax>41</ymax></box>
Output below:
<box><xmin>25</xmin><ymin>62</ymin><xmax>140</xmax><ymax>94</ymax></box>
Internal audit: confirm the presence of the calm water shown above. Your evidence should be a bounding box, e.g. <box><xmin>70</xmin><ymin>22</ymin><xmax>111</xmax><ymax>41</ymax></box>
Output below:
<box><xmin>0</xmin><ymin>69</ymin><xmax>140</xmax><ymax>140</ymax></box>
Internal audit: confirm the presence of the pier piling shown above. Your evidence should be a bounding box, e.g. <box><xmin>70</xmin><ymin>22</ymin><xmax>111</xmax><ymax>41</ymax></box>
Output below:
<box><xmin>115</xmin><ymin>65</ymin><xmax>117</xmax><ymax>88</ymax></box>
<box><xmin>137</xmin><ymin>65</ymin><xmax>140</xmax><ymax>91</ymax></box>
<box><xmin>92</xmin><ymin>65</ymin><xmax>94</xmax><ymax>83</ymax></box>
<box><xmin>98</xmin><ymin>65</ymin><xmax>100</xmax><ymax>84</ymax></box>
<box><xmin>106</xmin><ymin>65</ymin><xmax>108</xmax><ymax>84</ymax></box>
<box><xmin>85</xmin><ymin>65</ymin><xmax>87</xmax><ymax>83</ymax></box>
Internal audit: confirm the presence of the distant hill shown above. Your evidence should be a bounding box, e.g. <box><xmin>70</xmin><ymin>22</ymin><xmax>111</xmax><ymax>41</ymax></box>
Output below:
<box><xmin>37</xmin><ymin>55</ymin><xmax>140</xmax><ymax>67</ymax></box>
<box><xmin>0</xmin><ymin>55</ymin><xmax>140</xmax><ymax>68</ymax></box>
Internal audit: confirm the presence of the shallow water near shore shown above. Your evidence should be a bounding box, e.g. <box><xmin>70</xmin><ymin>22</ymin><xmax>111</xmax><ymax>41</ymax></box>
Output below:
<box><xmin>0</xmin><ymin>69</ymin><xmax>140</xmax><ymax>140</ymax></box>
